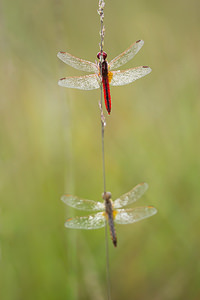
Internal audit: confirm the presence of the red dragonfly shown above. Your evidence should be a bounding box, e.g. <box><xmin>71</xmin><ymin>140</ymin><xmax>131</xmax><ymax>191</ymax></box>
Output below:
<box><xmin>57</xmin><ymin>40</ymin><xmax>151</xmax><ymax>114</ymax></box>
<box><xmin>61</xmin><ymin>183</ymin><xmax>157</xmax><ymax>247</ymax></box>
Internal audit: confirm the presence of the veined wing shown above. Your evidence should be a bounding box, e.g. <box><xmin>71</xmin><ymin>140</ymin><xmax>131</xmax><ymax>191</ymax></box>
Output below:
<box><xmin>57</xmin><ymin>52</ymin><xmax>98</xmax><ymax>72</ymax></box>
<box><xmin>114</xmin><ymin>206</ymin><xmax>157</xmax><ymax>224</ymax></box>
<box><xmin>61</xmin><ymin>194</ymin><xmax>105</xmax><ymax>211</ymax></box>
<box><xmin>65</xmin><ymin>212</ymin><xmax>105</xmax><ymax>229</ymax></box>
<box><xmin>113</xmin><ymin>183</ymin><xmax>149</xmax><ymax>209</ymax></box>
<box><xmin>109</xmin><ymin>40</ymin><xmax>144</xmax><ymax>70</ymax></box>
<box><xmin>58</xmin><ymin>74</ymin><xmax>100</xmax><ymax>90</ymax></box>
<box><xmin>110</xmin><ymin>66</ymin><xmax>152</xmax><ymax>87</ymax></box>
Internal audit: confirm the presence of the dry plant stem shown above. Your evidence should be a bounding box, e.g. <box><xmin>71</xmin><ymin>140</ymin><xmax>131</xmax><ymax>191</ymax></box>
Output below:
<box><xmin>105</xmin><ymin>220</ymin><xmax>111</xmax><ymax>300</ymax></box>
<box><xmin>98</xmin><ymin>2</ymin><xmax>111</xmax><ymax>300</ymax></box>
<box><xmin>98</xmin><ymin>1</ymin><xmax>106</xmax><ymax>194</ymax></box>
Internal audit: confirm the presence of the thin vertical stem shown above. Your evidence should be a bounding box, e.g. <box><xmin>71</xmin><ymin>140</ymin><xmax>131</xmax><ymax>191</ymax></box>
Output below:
<box><xmin>99</xmin><ymin>5</ymin><xmax>106</xmax><ymax>194</ymax></box>
<box><xmin>101</xmin><ymin>89</ymin><xmax>106</xmax><ymax>194</ymax></box>
<box><xmin>98</xmin><ymin>2</ymin><xmax>111</xmax><ymax>300</ymax></box>
<box><xmin>105</xmin><ymin>221</ymin><xmax>111</xmax><ymax>300</ymax></box>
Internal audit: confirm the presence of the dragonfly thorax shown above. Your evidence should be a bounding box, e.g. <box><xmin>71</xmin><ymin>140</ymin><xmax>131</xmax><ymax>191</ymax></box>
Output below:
<box><xmin>102</xmin><ymin>192</ymin><xmax>113</xmax><ymax>217</ymax></box>
<box><xmin>105</xmin><ymin>198</ymin><xmax>113</xmax><ymax>215</ymax></box>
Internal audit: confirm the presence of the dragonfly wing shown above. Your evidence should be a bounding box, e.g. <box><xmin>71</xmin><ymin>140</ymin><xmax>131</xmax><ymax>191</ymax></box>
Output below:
<box><xmin>65</xmin><ymin>212</ymin><xmax>106</xmax><ymax>229</ymax></box>
<box><xmin>110</xmin><ymin>66</ymin><xmax>152</xmax><ymax>87</ymax></box>
<box><xmin>57</xmin><ymin>51</ymin><xmax>98</xmax><ymax>72</ymax></box>
<box><xmin>61</xmin><ymin>194</ymin><xmax>105</xmax><ymax>211</ymax></box>
<box><xmin>58</xmin><ymin>74</ymin><xmax>100</xmax><ymax>90</ymax></box>
<box><xmin>109</xmin><ymin>40</ymin><xmax>144</xmax><ymax>70</ymax></box>
<box><xmin>114</xmin><ymin>207</ymin><xmax>157</xmax><ymax>224</ymax></box>
<box><xmin>113</xmin><ymin>183</ymin><xmax>149</xmax><ymax>209</ymax></box>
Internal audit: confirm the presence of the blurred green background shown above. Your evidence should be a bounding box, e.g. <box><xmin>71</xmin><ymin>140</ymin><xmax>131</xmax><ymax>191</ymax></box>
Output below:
<box><xmin>1</xmin><ymin>0</ymin><xmax>200</xmax><ymax>299</ymax></box>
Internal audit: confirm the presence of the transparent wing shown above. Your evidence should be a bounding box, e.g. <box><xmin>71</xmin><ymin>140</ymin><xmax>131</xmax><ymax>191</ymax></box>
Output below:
<box><xmin>110</xmin><ymin>66</ymin><xmax>152</xmax><ymax>87</ymax></box>
<box><xmin>65</xmin><ymin>212</ymin><xmax>106</xmax><ymax>229</ymax></box>
<box><xmin>57</xmin><ymin>51</ymin><xmax>98</xmax><ymax>72</ymax></box>
<box><xmin>61</xmin><ymin>194</ymin><xmax>105</xmax><ymax>211</ymax></box>
<box><xmin>113</xmin><ymin>183</ymin><xmax>149</xmax><ymax>209</ymax></box>
<box><xmin>109</xmin><ymin>40</ymin><xmax>144</xmax><ymax>70</ymax></box>
<box><xmin>114</xmin><ymin>206</ymin><xmax>157</xmax><ymax>224</ymax></box>
<box><xmin>58</xmin><ymin>74</ymin><xmax>100</xmax><ymax>90</ymax></box>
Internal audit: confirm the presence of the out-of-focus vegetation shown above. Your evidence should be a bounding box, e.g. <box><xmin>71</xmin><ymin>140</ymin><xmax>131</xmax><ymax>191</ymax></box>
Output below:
<box><xmin>1</xmin><ymin>0</ymin><xmax>200</xmax><ymax>299</ymax></box>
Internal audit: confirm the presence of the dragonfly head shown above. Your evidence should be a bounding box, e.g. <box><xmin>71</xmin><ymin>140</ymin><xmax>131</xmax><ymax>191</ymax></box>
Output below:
<box><xmin>97</xmin><ymin>51</ymin><xmax>107</xmax><ymax>61</ymax></box>
<box><xmin>102</xmin><ymin>191</ymin><xmax>112</xmax><ymax>201</ymax></box>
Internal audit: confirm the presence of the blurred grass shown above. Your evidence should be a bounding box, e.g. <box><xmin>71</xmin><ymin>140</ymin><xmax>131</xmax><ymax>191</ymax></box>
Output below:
<box><xmin>1</xmin><ymin>0</ymin><xmax>200</xmax><ymax>299</ymax></box>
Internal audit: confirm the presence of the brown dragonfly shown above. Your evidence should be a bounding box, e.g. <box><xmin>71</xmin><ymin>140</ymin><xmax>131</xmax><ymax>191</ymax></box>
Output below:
<box><xmin>61</xmin><ymin>182</ymin><xmax>157</xmax><ymax>247</ymax></box>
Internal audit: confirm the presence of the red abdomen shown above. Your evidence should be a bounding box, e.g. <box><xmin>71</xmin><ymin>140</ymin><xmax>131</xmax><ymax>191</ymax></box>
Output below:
<box><xmin>102</xmin><ymin>76</ymin><xmax>111</xmax><ymax>114</ymax></box>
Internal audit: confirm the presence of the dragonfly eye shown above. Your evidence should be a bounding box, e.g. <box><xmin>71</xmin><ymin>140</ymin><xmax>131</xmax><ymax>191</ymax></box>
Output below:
<box><xmin>102</xmin><ymin>191</ymin><xmax>112</xmax><ymax>200</ymax></box>
<box><xmin>97</xmin><ymin>52</ymin><xmax>101</xmax><ymax>59</ymax></box>
<box><xmin>102</xmin><ymin>51</ymin><xmax>107</xmax><ymax>59</ymax></box>
<box><xmin>97</xmin><ymin>51</ymin><xmax>107</xmax><ymax>60</ymax></box>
